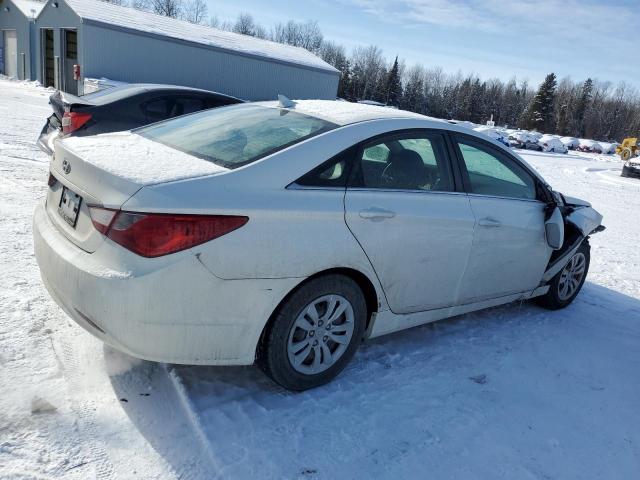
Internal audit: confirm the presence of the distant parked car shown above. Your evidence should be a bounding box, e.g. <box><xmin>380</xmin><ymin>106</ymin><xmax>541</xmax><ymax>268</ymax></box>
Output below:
<box><xmin>598</xmin><ymin>142</ymin><xmax>618</xmax><ymax>154</ymax></box>
<box><xmin>577</xmin><ymin>139</ymin><xmax>603</xmax><ymax>153</ymax></box>
<box><xmin>560</xmin><ymin>137</ymin><xmax>579</xmax><ymax>150</ymax></box>
<box><xmin>509</xmin><ymin>136</ymin><xmax>543</xmax><ymax>151</ymax></box>
<box><xmin>473</xmin><ymin>126</ymin><xmax>510</xmax><ymax>147</ymax></box>
<box><xmin>622</xmin><ymin>157</ymin><xmax>640</xmax><ymax>179</ymax></box>
<box><xmin>37</xmin><ymin>84</ymin><xmax>243</xmax><ymax>156</ymax></box>
<box><xmin>539</xmin><ymin>136</ymin><xmax>568</xmax><ymax>154</ymax></box>
<box><xmin>34</xmin><ymin>100</ymin><xmax>604</xmax><ymax>390</ymax></box>
<box><xmin>508</xmin><ymin>131</ymin><xmax>543</xmax><ymax>151</ymax></box>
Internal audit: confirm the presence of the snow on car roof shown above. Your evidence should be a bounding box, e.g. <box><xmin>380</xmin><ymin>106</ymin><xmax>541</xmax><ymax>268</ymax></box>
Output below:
<box><xmin>261</xmin><ymin>99</ymin><xmax>435</xmax><ymax>126</ymax></box>
<box><xmin>10</xmin><ymin>0</ymin><xmax>45</xmax><ymax>18</ymax></box>
<box><xmin>63</xmin><ymin>0</ymin><xmax>338</xmax><ymax>74</ymax></box>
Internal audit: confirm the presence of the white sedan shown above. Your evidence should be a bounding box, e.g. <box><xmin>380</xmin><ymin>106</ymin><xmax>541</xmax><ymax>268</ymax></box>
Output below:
<box><xmin>34</xmin><ymin>100</ymin><xmax>604</xmax><ymax>390</ymax></box>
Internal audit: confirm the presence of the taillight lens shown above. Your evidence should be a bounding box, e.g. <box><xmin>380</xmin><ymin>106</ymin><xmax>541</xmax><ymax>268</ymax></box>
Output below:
<box><xmin>62</xmin><ymin>111</ymin><xmax>92</xmax><ymax>134</ymax></box>
<box><xmin>88</xmin><ymin>207</ymin><xmax>248</xmax><ymax>257</ymax></box>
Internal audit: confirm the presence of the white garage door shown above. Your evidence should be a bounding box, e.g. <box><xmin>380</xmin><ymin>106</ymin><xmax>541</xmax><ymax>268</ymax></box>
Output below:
<box><xmin>3</xmin><ymin>30</ymin><xmax>18</xmax><ymax>78</ymax></box>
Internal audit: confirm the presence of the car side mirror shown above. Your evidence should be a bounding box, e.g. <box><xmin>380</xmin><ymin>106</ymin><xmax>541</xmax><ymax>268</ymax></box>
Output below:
<box><xmin>545</xmin><ymin>206</ymin><xmax>564</xmax><ymax>250</ymax></box>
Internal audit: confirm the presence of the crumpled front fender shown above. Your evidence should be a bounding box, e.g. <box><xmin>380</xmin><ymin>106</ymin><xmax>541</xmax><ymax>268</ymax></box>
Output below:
<box><xmin>566</xmin><ymin>205</ymin><xmax>603</xmax><ymax>236</ymax></box>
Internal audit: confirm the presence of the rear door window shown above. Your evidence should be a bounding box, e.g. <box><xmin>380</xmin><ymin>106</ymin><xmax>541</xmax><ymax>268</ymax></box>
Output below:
<box><xmin>170</xmin><ymin>97</ymin><xmax>206</xmax><ymax>117</ymax></box>
<box><xmin>352</xmin><ymin>131</ymin><xmax>454</xmax><ymax>191</ymax></box>
<box><xmin>142</xmin><ymin>98</ymin><xmax>170</xmax><ymax>122</ymax></box>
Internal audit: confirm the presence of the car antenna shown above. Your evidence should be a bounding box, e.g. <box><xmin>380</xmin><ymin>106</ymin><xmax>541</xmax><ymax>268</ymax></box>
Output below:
<box><xmin>278</xmin><ymin>94</ymin><xmax>296</xmax><ymax>109</ymax></box>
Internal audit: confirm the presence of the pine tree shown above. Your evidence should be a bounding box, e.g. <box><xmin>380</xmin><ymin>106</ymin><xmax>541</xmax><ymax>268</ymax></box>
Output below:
<box><xmin>399</xmin><ymin>65</ymin><xmax>424</xmax><ymax>113</ymax></box>
<box><xmin>574</xmin><ymin>78</ymin><xmax>593</xmax><ymax>137</ymax></box>
<box><xmin>556</xmin><ymin>103</ymin><xmax>569</xmax><ymax>135</ymax></box>
<box><xmin>384</xmin><ymin>56</ymin><xmax>402</xmax><ymax>106</ymax></box>
<box><xmin>524</xmin><ymin>73</ymin><xmax>557</xmax><ymax>133</ymax></box>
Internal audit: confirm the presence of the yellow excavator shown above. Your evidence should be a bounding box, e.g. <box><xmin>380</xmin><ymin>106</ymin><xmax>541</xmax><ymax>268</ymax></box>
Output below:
<box><xmin>618</xmin><ymin>138</ymin><xmax>640</xmax><ymax>178</ymax></box>
<box><xmin>617</xmin><ymin>138</ymin><xmax>638</xmax><ymax>161</ymax></box>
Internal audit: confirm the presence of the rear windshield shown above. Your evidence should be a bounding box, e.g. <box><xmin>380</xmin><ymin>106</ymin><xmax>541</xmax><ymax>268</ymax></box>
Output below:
<box><xmin>135</xmin><ymin>104</ymin><xmax>337</xmax><ymax>169</ymax></box>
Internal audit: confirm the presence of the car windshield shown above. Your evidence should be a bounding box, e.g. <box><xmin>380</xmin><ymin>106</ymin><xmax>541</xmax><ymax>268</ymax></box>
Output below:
<box><xmin>135</xmin><ymin>104</ymin><xmax>337</xmax><ymax>169</ymax></box>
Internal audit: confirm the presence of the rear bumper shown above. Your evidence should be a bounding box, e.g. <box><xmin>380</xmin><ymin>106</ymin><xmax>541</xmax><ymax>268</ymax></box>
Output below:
<box><xmin>33</xmin><ymin>201</ymin><xmax>301</xmax><ymax>365</ymax></box>
<box><xmin>37</xmin><ymin>121</ymin><xmax>60</xmax><ymax>157</ymax></box>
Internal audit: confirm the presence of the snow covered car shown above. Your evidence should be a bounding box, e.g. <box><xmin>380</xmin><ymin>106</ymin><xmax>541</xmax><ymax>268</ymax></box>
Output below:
<box><xmin>37</xmin><ymin>84</ymin><xmax>242</xmax><ymax>156</ymax></box>
<box><xmin>473</xmin><ymin>127</ymin><xmax>510</xmax><ymax>147</ymax></box>
<box><xmin>539</xmin><ymin>136</ymin><xmax>568</xmax><ymax>153</ymax></box>
<box><xmin>508</xmin><ymin>131</ymin><xmax>542</xmax><ymax>151</ymax></box>
<box><xmin>33</xmin><ymin>100</ymin><xmax>604</xmax><ymax>390</ymax></box>
<box><xmin>560</xmin><ymin>137</ymin><xmax>580</xmax><ymax>150</ymax></box>
<box><xmin>598</xmin><ymin>142</ymin><xmax>618</xmax><ymax>155</ymax></box>
<box><xmin>577</xmin><ymin>139</ymin><xmax>603</xmax><ymax>153</ymax></box>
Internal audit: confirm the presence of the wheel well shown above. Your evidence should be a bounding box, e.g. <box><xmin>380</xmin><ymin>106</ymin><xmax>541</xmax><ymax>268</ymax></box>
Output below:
<box><xmin>255</xmin><ymin>268</ymin><xmax>379</xmax><ymax>360</ymax></box>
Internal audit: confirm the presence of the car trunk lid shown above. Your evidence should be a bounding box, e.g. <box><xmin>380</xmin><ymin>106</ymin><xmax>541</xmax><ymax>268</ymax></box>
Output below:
<box><xmin>49</xmin><ymin>90</ymin><xmax>94</xmax><ymax>119</ymax></box>
<box><xmin>48</xmin><ymin>131</ymin><xmax>229</xmax><ymax>253</ymax></box>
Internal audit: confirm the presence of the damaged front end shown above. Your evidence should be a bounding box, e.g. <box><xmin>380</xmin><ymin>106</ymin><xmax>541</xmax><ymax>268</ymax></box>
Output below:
<box><xmin>541</xmin><ymin>193</ymin><xmax>604</xmax><ymax>283</ymax></box>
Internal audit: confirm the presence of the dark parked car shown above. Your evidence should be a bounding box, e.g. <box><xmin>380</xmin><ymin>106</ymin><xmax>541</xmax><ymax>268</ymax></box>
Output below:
<box><xmin>508</xmin><ymin>137</ymin><xmax>543</xmax><ymax>151</ymax></box>
<box><xmin>622</xmin><ymin>159</ymin><xmax>640</xmax><ymax>179</ymax></box>
<box><xmin>37</xmin><ymin>84</ymin><xmax>243</xmax><ymax>155</ymax></box>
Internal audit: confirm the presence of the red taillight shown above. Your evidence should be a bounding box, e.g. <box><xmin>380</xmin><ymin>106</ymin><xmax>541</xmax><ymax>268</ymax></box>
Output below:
<box><xmin>62</xmin><ymin>111</ymin><xmax>92</xmax><ymax>134</ymax></box>
<box><xmin>88</xmin><ymin>207</ymin><xmax>248</xmax><ymax>257</ymax></box>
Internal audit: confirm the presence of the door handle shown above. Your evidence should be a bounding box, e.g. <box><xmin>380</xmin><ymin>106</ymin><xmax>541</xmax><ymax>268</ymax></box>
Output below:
<box><xmin>478</xmin><ymin>217</ymin><xmax>501</xmax><ymax>228</ymax></box>
<box><xmin>359</xmin><ymin>207</ymin><xmax>396</xmax><ymax>221</ymax></box>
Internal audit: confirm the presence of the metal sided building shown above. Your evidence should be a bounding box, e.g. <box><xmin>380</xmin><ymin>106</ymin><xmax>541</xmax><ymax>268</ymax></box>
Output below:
<box><xmin>32</xmin><ymin>0</ymin><xmax>340</xmax><ymax>99</ymax></box>
<box><xmin>0</xmin><ymin>0</ymin><xmax>45</xmax><ymax>80</ymax></box>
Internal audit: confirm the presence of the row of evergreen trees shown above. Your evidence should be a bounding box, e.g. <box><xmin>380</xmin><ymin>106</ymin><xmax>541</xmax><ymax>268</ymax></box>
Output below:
<box><xmin>330</xmin><ymin>47</ymin><xmax>640</xmax><ymax>141</ymax></box>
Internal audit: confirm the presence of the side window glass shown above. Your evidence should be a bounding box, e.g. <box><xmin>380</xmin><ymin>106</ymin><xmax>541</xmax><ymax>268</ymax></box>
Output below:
<box><xmin>172</xmin><ymin>97</ymin><xmax>206</xmax><ymax>117</ymax></box>
<box><xmin>295</xmin><ymin>149</ymin><xmax>353</xmax><ymax>188</ymax></box>
<box><xmin>362</xmin><ymin>144</ymin><xmax>389</xmax><ymax>162</ymax></box>
<box><xmin>356</xmin><ymin>133</ymin><xmax>453</xmax><ymax>191</ymax></box>
<box><xmin>142</xmin><ymin>99</ymin><xmax>169</xmax><ymax>122</ymax></box>
<box><xmin>457</xmin><ymin>138</ymin><xmax>536</xmax><ymax>200</ymax></box>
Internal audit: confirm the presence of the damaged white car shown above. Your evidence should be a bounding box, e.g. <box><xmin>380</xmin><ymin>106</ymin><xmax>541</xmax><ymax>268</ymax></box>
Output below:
<box><xmin>34</xmin><ymin>100</ymin><xmax>604</xmax><ymax>390</ymax></box>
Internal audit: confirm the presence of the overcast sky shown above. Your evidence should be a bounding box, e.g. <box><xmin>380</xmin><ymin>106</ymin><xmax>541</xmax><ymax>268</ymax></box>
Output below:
<box><xmin>206</xmin><ymin>0</ymin><xmax>640</xmax><ymax>89</ymax></box>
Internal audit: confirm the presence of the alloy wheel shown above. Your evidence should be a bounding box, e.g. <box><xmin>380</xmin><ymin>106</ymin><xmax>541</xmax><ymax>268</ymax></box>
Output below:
<box><xmin>287</xmin><ymin>294</ymin><xmax>355</xmax><ymax>375</ymax></box>
<box><xmin>557</xmin><ymin>252</ymin><xmax>586</xmax><ymax>301</ymax></box>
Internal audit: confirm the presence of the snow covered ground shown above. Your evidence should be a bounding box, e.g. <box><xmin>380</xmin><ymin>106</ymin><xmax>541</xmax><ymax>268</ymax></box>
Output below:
<box><xmin>1</xmin><ymin>78</ymin><xmax>639</xmax><ymax>479</ymax></box>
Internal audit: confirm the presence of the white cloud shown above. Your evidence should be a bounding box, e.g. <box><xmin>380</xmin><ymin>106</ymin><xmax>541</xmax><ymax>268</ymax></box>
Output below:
<box><xmin>346</xmin><ymin>0</ymin><xmax>637</xmax><ymax>42</ymax></box>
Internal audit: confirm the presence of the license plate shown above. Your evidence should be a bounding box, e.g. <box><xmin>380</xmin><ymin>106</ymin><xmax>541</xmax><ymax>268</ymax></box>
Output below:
<box><xmin>58</xmin><ymin>186</ymin><xmax>82</xmax><ymax>228</ymax></box>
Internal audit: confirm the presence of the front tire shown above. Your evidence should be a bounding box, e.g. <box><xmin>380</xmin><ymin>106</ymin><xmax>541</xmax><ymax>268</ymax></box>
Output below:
<box><xmin>537</xmin><ymin>241</ymin><xmax>590</xmax><ymax>310</ymax></box>
<box><xmin>258</xmin><ymin>275</ymin><xmax>366</xmax><ymax>391</ymax></box>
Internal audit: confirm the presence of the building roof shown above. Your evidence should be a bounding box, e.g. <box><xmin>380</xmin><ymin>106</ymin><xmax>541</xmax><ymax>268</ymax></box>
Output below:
<box><xmin>259</xmin><ymin>99</ymin><xmax>437</xmax><ymax>126</ymax></box>
<box><xmin>10</xmin><ymin>0</ymin><xmax>45</xmax><ymax>18</ymax></box>
<box><xmin>62</xmin><ymin>0</ymin><xmax>339</xmax><ymax>75</ymax></box>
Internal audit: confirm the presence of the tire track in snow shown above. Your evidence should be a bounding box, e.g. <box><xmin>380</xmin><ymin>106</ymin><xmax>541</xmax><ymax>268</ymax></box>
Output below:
<box><xmin>52</xmin><ymin>334</ymin><xmax>116</xmax><ymax>480</ymax></box>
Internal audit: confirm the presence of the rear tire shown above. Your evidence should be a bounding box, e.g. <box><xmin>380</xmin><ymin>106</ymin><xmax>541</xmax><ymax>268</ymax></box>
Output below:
<box><xmin>537</xmin><ymin>241</ymin><xmax>590</xmax><ymax>310</ymax></box>
<box><xmin>258</xmin><ymin>275</ymin><xmax>366</xmax><ymax>391</ymax></box>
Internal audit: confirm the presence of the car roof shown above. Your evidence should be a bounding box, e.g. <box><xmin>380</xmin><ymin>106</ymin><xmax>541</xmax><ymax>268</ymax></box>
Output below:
<box><xmin>129</xmin><ymin>83</ymin><xmax>239</xmax><ymax>95</ymax></box>
<box><xmin>78</xmin><ymin>83</ymin><xmax>242</xmax><ymax>106</ymax></box>
<box><xmin>254</xmin><ymin>99</ymin><xmax>444</xmax><ymax>127</ymax></box>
